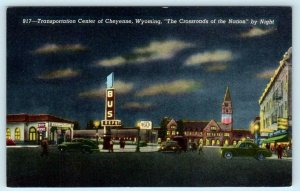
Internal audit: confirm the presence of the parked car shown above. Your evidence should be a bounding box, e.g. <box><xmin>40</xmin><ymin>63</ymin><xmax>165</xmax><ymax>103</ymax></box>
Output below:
<box><xmin>6</xmin><ymin>139</ymin><xmax>16</xmax><ymax>146</ymax></box>
<box><xmin>221</xmin><ymin>141</ymin><xmax>272</xmax><ymax>160</ymax></box>
<box><xmin>158</xmin><ymin>141</ymin><xmax>182</xmax><ymax>153</ymax></box>
<box><xmin>58</xmin><ymin>138</ymin><xmax>99</xmax><ymax>153</ymax></box>
<box><xmin>172</xmin><ymin>136</ymin><xmax>188</xmax><ymax>152</ymax></box>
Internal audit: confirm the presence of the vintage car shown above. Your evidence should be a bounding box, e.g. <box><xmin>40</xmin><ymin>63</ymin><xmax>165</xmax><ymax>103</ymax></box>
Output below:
<box><xmin>58</xmin><ymin>138</ymin><xmax>99</xmax><ymax>153</ymax></box>
<box><xmin>221</xmin><ymin>141</ymin><xmax>272</xmax><ymax>160</ymax></box>
<box><xmin>158</xmin><ymin>141</ymin><xmax>182</xmax><ymax>153</ymax></box>
<box><xmin>6</xmin><ymin>139</ymin><xmax>16</xmax><ymax>146</ymax></box>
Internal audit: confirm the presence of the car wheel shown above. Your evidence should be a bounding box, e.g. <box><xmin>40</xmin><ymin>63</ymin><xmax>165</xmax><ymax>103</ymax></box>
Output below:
<box><xmin>224</xmin><ymin>151</ymin><xmax>233</xmax><ymax>159</ymax></box>
<box><xmin>257</xmin><ymin>153</ymin><xmax>265</xmax><ymax>160</ymax></box>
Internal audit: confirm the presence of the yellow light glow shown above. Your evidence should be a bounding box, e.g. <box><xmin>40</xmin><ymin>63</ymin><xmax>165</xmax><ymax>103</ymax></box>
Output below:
<box><xmin>93</xmin><ymin>120</ymin><xmax>100</xmax><ymax>128</ymax></box>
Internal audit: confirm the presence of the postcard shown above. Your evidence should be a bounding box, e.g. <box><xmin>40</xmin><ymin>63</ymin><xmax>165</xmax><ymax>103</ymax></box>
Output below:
<box><xmin>6</xmin><ymin>7</ymin><xmax>292</xmax><ymax>187</ymax></box>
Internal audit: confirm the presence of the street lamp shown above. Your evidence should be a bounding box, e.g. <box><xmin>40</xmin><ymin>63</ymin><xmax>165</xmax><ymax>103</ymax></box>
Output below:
<box><xmin>254</xmin><ymin>124</ymin><xmax>260</xmax><ymax>145</ymax></box>
<box><xmin>93</xmin><ymin>120</ymin><xmax>100</xmax><ymax>145</ymax></box>
<box><xmin>136</xmin><ymin>122</ymin><xmax>140</xmax><ymax>152</ymax></box>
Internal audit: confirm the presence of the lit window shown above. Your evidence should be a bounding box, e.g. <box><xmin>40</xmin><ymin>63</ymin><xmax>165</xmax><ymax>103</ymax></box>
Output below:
<box><xmin>15</xmin><ymin>128</ymin><xmax>21</xmax><ymax>141</ymax></box>
<box><xmin>172</xmin><ymin>131</ymin><xmax>176</xmax><ymax>135</ymax></box>
<box><xmin>29</xmin><ymin>127</ymin><xmax>37</xmax><ymax>141</ymax></box>
<box><xmin>6</xmin><ymin>128</ymin><xmax>11</xmax><ymax>139</ymax></box>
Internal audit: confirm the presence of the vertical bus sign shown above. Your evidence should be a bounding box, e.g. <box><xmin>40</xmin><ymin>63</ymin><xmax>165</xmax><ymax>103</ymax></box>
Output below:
<box><xmin>106</xmin><ymin>89</ymin><xmax>115</xmax><ymax>120</ymax></box>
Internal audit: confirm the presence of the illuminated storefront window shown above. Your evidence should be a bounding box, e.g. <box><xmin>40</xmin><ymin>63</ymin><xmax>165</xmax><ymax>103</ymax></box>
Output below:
<box><xmin>224</xmin><ymin>133</ymin><xmax>230</xmax><ymax>137</ymax></box>
<box><xmin>167</xmin><ymin>131</ymin><xmax>170</xmax><ymax>135</ymax></box>
<box><xmin>15</xmin><ymin>128</ymin><xmax>21</xmax><ymax>141</ymax></box>
<box><xmin>172</xmin><ymin>131</ymin><xmax>176</xmax><ymax>135</ymax></box>
<box><xmin>206</xmin><ymin>139</ymin><xmax>210</xmax><ymax>145</ymax></box>
<box><xmin>216</xmin><ymin>140</ymin><xmax>220</xmax><ymax>145</ymax></box>
<box><xmin>6</xmin><ymin>128</ymin><xmax>11</xmax><ymax>139</ymax></box>
<box><xmin>224</xmin><ymin>139</ymin><xmax>229</xmax><ymax>145</ymax></box>
<box><xmin>29</xmin><ymin>127</ymin><xmax>37</xmax><ymax>141</ymax></box>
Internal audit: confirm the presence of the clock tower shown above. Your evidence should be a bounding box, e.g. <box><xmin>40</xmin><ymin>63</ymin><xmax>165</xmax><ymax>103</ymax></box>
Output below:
<box><xmin>221</xmin><ymin>86</ymin><xmax>233</xmax><ymax>131</ymax></box>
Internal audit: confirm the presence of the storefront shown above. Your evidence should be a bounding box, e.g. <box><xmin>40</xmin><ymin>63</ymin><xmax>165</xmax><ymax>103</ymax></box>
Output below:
<box><xmin>262</xmin><ymin>130</ymin><xmax>290</xmax><ymax>151</ymax></box>
<box><xmin>7</xmin><ymin>114</ymin><xmax>74</xmax><ymax>145</ymax></box>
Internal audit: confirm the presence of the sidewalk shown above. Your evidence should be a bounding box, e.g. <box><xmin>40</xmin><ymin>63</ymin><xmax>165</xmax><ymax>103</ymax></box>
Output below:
<box><xmin>267</xmin><ymin>154</ymin><xmax>292</xmax><ymax>161</ymax></box>
<box><xmin>99</xmin><ymin>145</ymin><xmax>159</xmax><ymax>152</ymax></box>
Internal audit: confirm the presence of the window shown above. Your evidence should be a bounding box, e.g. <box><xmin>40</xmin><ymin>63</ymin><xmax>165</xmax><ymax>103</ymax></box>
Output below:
<box><xmin>170</xmin><ymin>125</ymin><xmax>176</xmax><ymax>129</ymax></box>
<box><xmin>6</xmin><ymin>128</ymin><xmax>11</xmax><ymax>139</ymax></box>
<box><xmin>211</xmin><ymin>126</ymin><xmax>217</xmax><ymax>131</ymax></box>
<box><xmin>224</xmin><ymin>133</ymin><xmax>230</xmax><ymax>137</ymax></box>
<box><xmin>29</xmin><ymin>127</ymin><xmax>37</xmax><ymax>141</ymax></box>
<box><xmin>15</xmin><ymin>128</ymin><xmax>21</xmax><ymax>141</ymax></box>
<box><xmin>207</xmin><ymin>133</ymin><xmax>211</xmax><ymax>136</ymax></box>
<box><xmin>172</xmin><ymin>131</ymin><xmax>176</xmax><ymax>135</ymax></box>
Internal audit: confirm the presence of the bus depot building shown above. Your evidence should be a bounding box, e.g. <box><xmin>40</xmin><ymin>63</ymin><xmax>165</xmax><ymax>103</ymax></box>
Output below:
<box><xmin>7</xmin><ymin>114</ymin><xmax>74</xmax><ymax>145</ymax></box>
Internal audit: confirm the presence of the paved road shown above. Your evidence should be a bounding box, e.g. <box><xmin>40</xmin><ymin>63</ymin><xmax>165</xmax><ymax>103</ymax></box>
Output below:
<box><xmin>7</xmin><ymin>146</ymin><xmax>292</xmax><ymax>187</ymax></box>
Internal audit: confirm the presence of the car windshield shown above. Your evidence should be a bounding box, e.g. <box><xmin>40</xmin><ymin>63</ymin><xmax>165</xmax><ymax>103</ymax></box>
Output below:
<box><xmin>236</xmin><ymin>142</ymin><xmax>258</xmax><ymax>149</ymax></box>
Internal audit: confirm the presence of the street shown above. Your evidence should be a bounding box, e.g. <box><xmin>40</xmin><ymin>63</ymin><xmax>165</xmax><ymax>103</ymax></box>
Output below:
<box><xmin>7</xmin><ymin>146</ymin><xmax>291</xmax><ymax>187</ymax></box>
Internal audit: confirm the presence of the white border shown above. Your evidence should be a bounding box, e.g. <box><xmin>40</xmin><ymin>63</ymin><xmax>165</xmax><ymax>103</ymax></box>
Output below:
<box><xmin>1</xmin><ymin>1</ymin><xmax>299</xmax><ymax>191</ymax></box>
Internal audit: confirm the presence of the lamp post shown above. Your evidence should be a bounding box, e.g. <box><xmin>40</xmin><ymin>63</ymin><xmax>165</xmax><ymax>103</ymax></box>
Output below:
<box><xmin>93</xmin><ymin>120</ymin><xmax>100</xmax><ymax>145</ymax></box>
<box><xmin>254</xmin><ymin>124</ymin><xmax>260</xmax><ymax>145</ymax></box>
<box><xmin>136</xmin><ymin>123</ymin><xmax>140</xmax><ymax>152</ymax></box>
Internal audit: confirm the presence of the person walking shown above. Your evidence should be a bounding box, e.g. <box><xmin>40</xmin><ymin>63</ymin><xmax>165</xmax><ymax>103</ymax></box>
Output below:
<box><xmin>120</xmin><ymin>138</ymin><xmax>125</xmax><ymax>152</ymax></box>
<box><xmin>109</xmin><ymin>139</ymin><xmax>114</xmax><ymax>153</ymax></box>
<box><xmin>40</xmin><ymin>138</ymin><xmax>49</xmax><ymax>157</ymax></box>
<box><xmin>198</xmin><ymin>143</ymin><xmax>203</xmax><ymax>154</ymax></box>
<box><xmin>277</xmin><ymin>144</ymin><xmax>283</xmax><ymax>159</ymax></box>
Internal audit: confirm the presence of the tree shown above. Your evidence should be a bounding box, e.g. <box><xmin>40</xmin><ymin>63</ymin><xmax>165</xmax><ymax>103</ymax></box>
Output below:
<box><xmin>86</xmin><ymin>120</ymin><xmax>95</xmax><ymax>130</ymax></box>
<box><xmin>73</xmin><ymin>121</ymin><xmax>81</xmax><ymax>130</ymax></box>
<box><xmin>158</xmin><ymin>117</ymin><xmax>169</xmax><ymax>141</ymax></box>
<box><xmin>177</xmin><ymin>120</ymin><xmax>184</xmax><ymax>136</ymax></box>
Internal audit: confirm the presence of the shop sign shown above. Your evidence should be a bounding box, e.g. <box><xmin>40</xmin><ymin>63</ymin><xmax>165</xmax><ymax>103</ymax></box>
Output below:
<box><xmin>38</xmin><ymin>123</ymin><xmax>46</xmax><ymax>132</ymax></box>
<box><xmin>269</xmin><ymin>129</ymin><xmax>287</xmax><ymax>137</ymax></box>
<box><xmin>139</xmin><ymin>121</ymin><xmax>152</xmax><ymax>130</ymax></box>
<box><xmin>101</xmin><ymin>120</ymin><xmax>121</xmax><ymax>126</ymax></box>
<box><xmin>51</xmin><ymin>122</ymin><xmax>72</xmax><ymax>128</ymax></box>
<box><xmin>106</xmin><ymin>89</ymin><xmax>115</xmax><ymax>120</ymax></box>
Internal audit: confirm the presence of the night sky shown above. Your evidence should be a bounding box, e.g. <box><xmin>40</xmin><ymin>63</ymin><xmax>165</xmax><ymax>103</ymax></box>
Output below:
<box><xmin>7</xmin><ymin>7</ymin><xmax>292</xmax><ymax>129</ymax></box>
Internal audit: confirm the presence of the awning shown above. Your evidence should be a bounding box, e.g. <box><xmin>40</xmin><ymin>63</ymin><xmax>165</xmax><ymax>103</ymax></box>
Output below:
<box><xmin>262</xmin><ymin>134</ymin><xmax>289</xmax><ymax>143</ymax></box>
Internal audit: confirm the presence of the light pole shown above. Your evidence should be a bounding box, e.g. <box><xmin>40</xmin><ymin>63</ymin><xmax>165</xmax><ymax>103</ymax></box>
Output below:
<box><xmin>136</xmin><ymin>123</ymin><xmax>140</xmax><ymax>152</ymax></box>
<box><xmin>254</xmin><ymin>124</ymin><xmax>260</xmax><ymax>145</ymax></box>
<box><xmin>93</xmin><ymin>120</ymin><xmax>100</xmax><ymax>145</ymax></box>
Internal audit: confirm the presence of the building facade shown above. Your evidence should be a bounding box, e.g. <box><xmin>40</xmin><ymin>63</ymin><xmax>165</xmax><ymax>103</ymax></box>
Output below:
<box><xmin>259</xmin><ymin>48</ymin><xmax>292</xmax><ymax>146</ymax></box>
<box><xmin>7</xmin><ymin>114</ymin><xmax>74</xmax><ymax>144</ymax></box>
<box><xmin>164</xmin><ymin>86</ymin><xmax>252</xmax><ymax>146</ymax></box>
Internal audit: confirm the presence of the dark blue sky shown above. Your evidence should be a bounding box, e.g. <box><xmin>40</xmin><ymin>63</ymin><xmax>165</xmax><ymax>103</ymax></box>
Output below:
<box><xmin>7</xmin><ymin>7</ymin><xmax>292</xmax><ymax>129</ymax></box>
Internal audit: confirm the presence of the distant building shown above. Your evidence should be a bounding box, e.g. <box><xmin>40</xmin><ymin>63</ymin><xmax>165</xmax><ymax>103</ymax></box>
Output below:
<box><xmin>7</xmin><ymin>114</ymin><xmax>74</xmax><ymax>144</ymax></box>
<box><xmin>259</xmin><ymin>47</ymin><xmax>292</xmax><ymax>146</ymax></box>
<box><xmin>163</xmin><ymin>86</ymin><xmax>252</xmax><ymax>146</ymax></box>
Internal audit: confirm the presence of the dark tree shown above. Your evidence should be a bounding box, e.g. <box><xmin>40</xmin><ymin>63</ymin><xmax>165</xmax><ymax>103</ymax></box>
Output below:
<box><xmin>73</xmin><ymin>121</ymin><xmax>81</xmax><ymax>130</ymax></box>
<box><xmin>158</xmin><ymin>117</ymin><xmax>169</xmax><ymax>141</ymax></box>
<box><xmin>177</xmin><ymin>120</ymin><xmax>185</xmax><ymax>136</ymax></box>
<box><xmin>86</xmin><ymin>120</ymin><xmax>95</xmax><ymax>130</ymax></box>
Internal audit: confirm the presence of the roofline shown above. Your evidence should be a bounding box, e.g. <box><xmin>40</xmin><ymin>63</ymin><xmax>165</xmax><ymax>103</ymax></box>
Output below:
<box><xmin>259</xmin><ymin>48</ymin><xmax>292</xmax><ymax>104</ymax></box>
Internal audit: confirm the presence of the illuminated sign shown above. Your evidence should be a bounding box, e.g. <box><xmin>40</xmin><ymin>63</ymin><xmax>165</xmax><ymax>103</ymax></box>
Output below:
<box><xmin>51</xmin><ymin>122</ymin><xmax>73</xmax><ymax>128</ymax></box>
<box><xmin>139</xmin><ymin>121</ymin><xmax>152</xmax><ymax>130</ymax></box>
<box><xmin>106</xmin><ymin>89</ymin><xmax>115</xmax><ymax>120</ymax></box>
<box><xmin>101</xmin><ymin>120</ymin><xmax>122</xmax><ymax>126</ymax></box>
<box><xmin>38</xmin><ymin>123</ymin><xmax>46</xmax><ymax>132</ymax></box>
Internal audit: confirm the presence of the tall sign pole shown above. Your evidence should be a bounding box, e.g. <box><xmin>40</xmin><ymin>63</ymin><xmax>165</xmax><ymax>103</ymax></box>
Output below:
<box><xmin>101</xmin><ymin>72</ymin><xmax>122</xmax><ymax>149</ymax></box>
